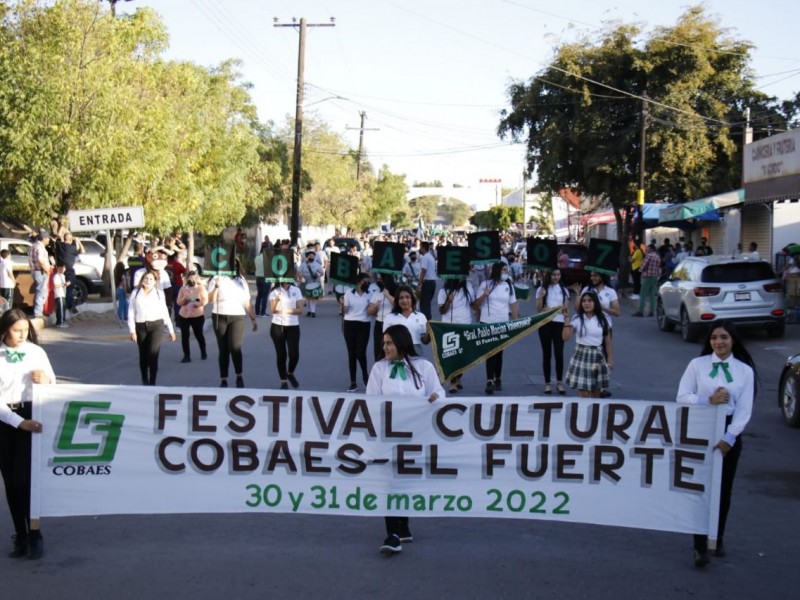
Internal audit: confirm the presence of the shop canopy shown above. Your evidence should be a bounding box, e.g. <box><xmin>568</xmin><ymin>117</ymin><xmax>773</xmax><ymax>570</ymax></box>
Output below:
<box><xmin>658</xmin><ymin>189</ymin><xmax>744</xmax><ymax>225</ymax></box>
<box><xmin>582</xmin><ymin>204</ymin><xmax>674</xmax><ymax>227</ymax></box>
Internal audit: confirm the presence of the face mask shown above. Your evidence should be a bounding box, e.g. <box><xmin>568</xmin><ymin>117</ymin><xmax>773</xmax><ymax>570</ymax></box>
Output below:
<box><xmin>501</xmin><ymin>273</ymin><xmax>510</xmax><ymax>281</ymax></box>
<box><xmin>187</xmin><ymin>280</ymin><xmax>196</xmax><ymax>287</ymax></box>
<box><xmin>360</xmin><ymin>282</ymin><xmax>370</xmax><ymax>291</ymax></box>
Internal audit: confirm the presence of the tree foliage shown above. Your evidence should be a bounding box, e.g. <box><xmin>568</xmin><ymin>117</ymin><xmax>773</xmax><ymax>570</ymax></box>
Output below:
<box><xmin>498</xmin><ymin>6</ymin><xmax>794</xmax><ymax>208</ymax></box>
<box><xmin>470</xmin><ymin>206</ymin><xmax>522</xmax><ymax>230</ymax></box>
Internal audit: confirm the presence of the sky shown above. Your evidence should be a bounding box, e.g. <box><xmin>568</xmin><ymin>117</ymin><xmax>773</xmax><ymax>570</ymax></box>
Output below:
<box><xmin>120</xmin><ymin>0</ymin><xmax>800</xmax><ymax>197</ymax></box>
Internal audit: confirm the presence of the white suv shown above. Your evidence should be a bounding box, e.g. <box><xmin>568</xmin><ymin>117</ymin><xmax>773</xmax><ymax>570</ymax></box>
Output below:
<box><xmin>656</xmin><ymin>256</ymin><xmax>785</xmax><ymax>342</ymax></box>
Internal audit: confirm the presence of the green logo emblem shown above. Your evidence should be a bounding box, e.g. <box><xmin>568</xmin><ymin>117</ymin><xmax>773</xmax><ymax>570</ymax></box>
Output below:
<box><xmin>53</xmin><ymin>401</ymin><xmax>125</xmax><ymax>464</ymax></box>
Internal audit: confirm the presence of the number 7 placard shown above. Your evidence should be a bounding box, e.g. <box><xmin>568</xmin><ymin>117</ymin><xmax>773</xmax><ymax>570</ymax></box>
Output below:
<box><xmin>587</xmin><ymin>238</ymin><xmax>621</xmax><ymax>275</ymax></box>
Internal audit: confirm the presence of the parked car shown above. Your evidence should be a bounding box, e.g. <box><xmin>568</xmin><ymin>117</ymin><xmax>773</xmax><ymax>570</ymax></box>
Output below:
<box><xmin>778</xmin><ymin>353</ymin><xmax>800</xmax><ymax>427</ymax></box>
<box><xmin>77</xmin><ymin>236</ymin><xmax>114</xmax><ymax>278</ymax></box>
<box><xmin>0</xmin><ymin>237</ymin><xmax>103</xmax><ymax>307</ymax></box>
<box><xmin>656</xmin><ymin>256</ymin><xmax>784</xmax><ymax>342</ymax></box>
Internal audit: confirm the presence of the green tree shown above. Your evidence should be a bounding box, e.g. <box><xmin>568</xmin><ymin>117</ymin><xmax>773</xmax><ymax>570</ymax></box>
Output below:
<box><xmin>408</xmin><ymin>195</ymin><xmax>438</xmax><ymax>225</ymax></box>
<box><xmin>438</xmin><ymin>198</ymin><xmax>473</xmax><ymax>227</ymax></box>
<box><xmin>361</xmin><ymin>165</ymin><xmax>408</xmax><ymax>229</ymax></box>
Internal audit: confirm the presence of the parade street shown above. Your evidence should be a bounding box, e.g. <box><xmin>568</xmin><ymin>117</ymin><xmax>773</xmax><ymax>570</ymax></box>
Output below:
<box><xmin>2</xmin><ymin>291</ymin><xmax>799</xmax><ymax>600</ymax></box>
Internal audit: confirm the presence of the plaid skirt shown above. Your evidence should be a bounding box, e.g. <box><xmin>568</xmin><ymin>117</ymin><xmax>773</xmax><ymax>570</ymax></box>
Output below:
<box><xmin>566</xmin><ymin>344</ymin><xmax>609</xmax><ymax>391</ymax></box>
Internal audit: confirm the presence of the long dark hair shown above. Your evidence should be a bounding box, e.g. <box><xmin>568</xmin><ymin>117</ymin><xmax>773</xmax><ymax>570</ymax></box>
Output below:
<box><xmin>383</xmin><ymin>324</ymin><xmax>423</xmax><ymax>389</ymax></box>
<box><xmin>541</xmin><ymin>268</ymin><xmax>568</xmax><ymax>307</ymax></box>
<box><xmin>488</xmin><ymin>261</ymin><xmax>505</xmax><ymax>282</ymax></box>
<box><xmin>391</xmin><ymin>285</ymin><xmax>418</xmax><ymax>314</ymax></box>
<box><xmin>576</xmin><ymin>291</ymin><xmax>608</xmax><ymax>338</ymax></box>
<box><xmin>0</xmin><ymin>308</ymin><xmax>39</xmax><ymax>346</ymax></box>
<box><xmin>443</xmin><ymin>278</ymin><xmax>472</xmax><ymax>303</ymax></box>
<box><xmin>700</xmin><ymin>321</ymin><xmax>758</xmax><ymax>393</ymax></box>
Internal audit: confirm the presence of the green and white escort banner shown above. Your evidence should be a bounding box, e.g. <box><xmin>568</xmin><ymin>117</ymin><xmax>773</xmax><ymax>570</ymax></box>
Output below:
<box><xmin>31</xmin><ymin>385</ymin><xmax>724</xmax><ymax>538</ymax></box>
<box><xmin>428</xmin><ymin>308</ymin><xmax>561</xmax><ymax>382</ymax></box>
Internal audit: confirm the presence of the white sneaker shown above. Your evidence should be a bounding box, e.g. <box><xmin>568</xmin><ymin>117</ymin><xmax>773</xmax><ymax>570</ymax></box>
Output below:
<box><xmin>629</xmin><ymin>293</ymin><xmax>639</xmax><ymax>299</ymax></box>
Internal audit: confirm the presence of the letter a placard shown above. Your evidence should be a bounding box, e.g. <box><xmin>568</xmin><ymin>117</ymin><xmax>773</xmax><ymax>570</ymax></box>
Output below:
<box><xmin>587</xmin><ymin>239</ymin><xmax>621</xmax><ymax>276</ymax></box>
<box><xmin>468</xmin><ymin>231</ymin><xmax>500</xmax><ymax>266</ymax></box>
<box><xmin>204</xmin><ymin>243</ymin><xmax>237</xmax><ymax>277</ymax></box>
<box><xmin>371</xmin><ymin>242</ymin><xmax>405</xmax><ymax>276</ymax></box>
<box><xmin>263</xmin><ymin>249</ymin><xmax>296</xmax><ymax>283</ymax></box>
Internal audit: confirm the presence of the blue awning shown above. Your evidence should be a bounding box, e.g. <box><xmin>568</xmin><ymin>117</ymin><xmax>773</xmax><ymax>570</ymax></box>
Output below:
<box><xmin>658</xmin><ymin>189</ymin><xmax>744</xmax><ymax>224</ymax></box>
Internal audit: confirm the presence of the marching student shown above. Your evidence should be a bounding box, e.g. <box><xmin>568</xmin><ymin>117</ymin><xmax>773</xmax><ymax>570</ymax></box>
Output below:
<box><xmin>268</xmin><ymin>280</ymin><xmax>305</xmax><ymax>389</ymax></box>
<box><xmin>128</xmin><ymin>269</ymin><xmax>176</xmax><ymax>385</ymax></box>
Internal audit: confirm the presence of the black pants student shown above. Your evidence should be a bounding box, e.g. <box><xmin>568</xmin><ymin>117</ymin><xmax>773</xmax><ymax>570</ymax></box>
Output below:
<box><xmin>0</xmin><ymin>403</ymin><xmax>35</xmax><ymax>550</ymax></box>
<box><xmin>180</xmin><ymin>315</ymin><xmax>207</xmax><ymax>360</ymax></box>
<box><xmin>270</xmin><ymin>323</ymin><xmax>300</xmax><ymax>380</ymax></box>
<box><xmin>136</xmin><ymin>319</ymin><xmax>164</xmax><ymax>385</ymax></box>
<box><xmin>373</xmin><ymin>320</ymin><xmax>385</xmax><ymax>362</ymax></box>
<box><xmin>486</xmin><ymin>351</ymin><xmax>503</xmax><ymax>382</ymax></box>
<box><xmin>538</xmin><ymin>320</ymin><xmax>565</xmax><ymax>384</ymax></box>
<box><xmin>343</xmin><ymin>320</ymin><xmax>371</xmax><ymax>384</ymax></box>
<box><xmin>385</xmin><ymin>516</ymin><xmax>411</xmax><ymax>539</ymax></box>
<box><xmin>694</xmin><ymin>432</ymin><xmax>742</xmax><ymax>553</ymax></box>
<box><xmin>213</xmin><ymin>314</ymin><xmax>245</xmax><ymax>379</ymax></box>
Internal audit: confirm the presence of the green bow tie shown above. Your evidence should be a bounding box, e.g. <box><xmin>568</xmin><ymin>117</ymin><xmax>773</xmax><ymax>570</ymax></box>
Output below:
<box><xmin>389</xmin><ymin>360</ymin><xmax>408</xmax><ymax>380</ymax></box>
<box><xmin>709</xmin><ymin>361</ymin><xmax>733</xmax><ymax>383</ymax></box>
<box><xmin>4</xmin><ymin>349</ymin><xmax>25</xmax><ymax>363</ymax></box>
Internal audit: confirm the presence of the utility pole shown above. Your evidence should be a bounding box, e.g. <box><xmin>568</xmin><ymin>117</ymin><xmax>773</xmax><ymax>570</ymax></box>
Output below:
<box><xmin>347</xmin><ymin>111</ymin><xmax>379</xmax><ymax>180</ymax></box>
<box><xmin>637</xmin><ymin>92</ymin><xmax>648</xmax><ymax>242</ymax></box>
<box><xmin>274</xmin><ymin>17</ymin><xmax>335</xmax><ymax>246</ymax></box>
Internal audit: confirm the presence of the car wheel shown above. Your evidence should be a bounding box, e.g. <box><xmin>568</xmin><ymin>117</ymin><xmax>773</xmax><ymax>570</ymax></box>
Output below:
<box><xmin>680</xmin><ymin>308</ymin><xmax>700</xmax><ymax>343</ymax></box>
<box><xmin>779</xmin><ymin>369</ymin><xmax>800</xmax><ymax>427</ymax></box>
<box><xmin>72</xmin><ymin>278</ymin><xmax>89</xmax><ymax>306</ymax></box>
<box><xmin>769</xmin><ymin>320</ymin><xmax>785</xmax><ymax>338</ymax></box>
<box><xmin>656</xmin><ymin>299</ymin><xmax>675</xmax><ymax>331</ymax></box>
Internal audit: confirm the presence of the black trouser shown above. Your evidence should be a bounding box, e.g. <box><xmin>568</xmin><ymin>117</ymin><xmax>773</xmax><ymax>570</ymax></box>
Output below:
<box><xmin>179</xmin><ymin>315</ymin><xmax>207</xmax><ymax>359</ymax></box>
<box><xmin>631</xmin><ymin>268</ymin><xmax>641</xmax><ymax>295</ymax></box>
<box><xmin>694</xmin><ymin>433</ymin><xmax>742</xmax><ymax>553</ymax></box>
<box><xmin>213</xmin><ymin>314</ymin><xmax>245</xmax><ymax>379</ymax></box>
<box><xmin>1</xmin><ymin>287</ymin><xmax>14</xmax><ymax>302</ymax></box>
<box><xmin>270</xmin><ymin>323</ymin><xmax>300</xmax><ymax>380</ymax></box>
<box><xmin>419</xmin><ymin>280</ymin><xmax>436</xmax><ymax>320</ymax></box>
<box><xmin>385</xmin><ymin>516</ymin><xmax>411</xmax><ymax>538</ymax></box>
<box><xmin>255</xmin><ymin>277</ymin><xmax>271</xmax><ymax>316</ymax></box>
<box><xmin>486</xmin><ymin>351</ymin><xmax>503</xmax><ymax>381</ymax></box>
<box><xmin>136</xmin><ymin>319</ymin><xmax>164</xmax><ymax>385</ymax></box>
<box><xmin>55</xmin><ymin>297</ymin><xmax>66</xmax><ymax>325</ymax></box>
<box><xmin>0</xmin><ymin>403</ymin><xmax>33</xmax><ymax>542</ymax></box>
<box><xmin>65</xmin><ymin>267</ymin><xmax>77</xmax><ymax>309</ymax></box>
<box><xmin>373</xmin><ymin>320</ymin><xmax>385</xmax><ymax>362</ymax></box>
<box><xmin>343</xmin><ymin>320</ymin><xmax>370</xmax><ymax>383</ymax></box>
<box><xmin>538</xmin><ymin>320</ymin><xmax>565</xmax><ymax>383</ymax></box>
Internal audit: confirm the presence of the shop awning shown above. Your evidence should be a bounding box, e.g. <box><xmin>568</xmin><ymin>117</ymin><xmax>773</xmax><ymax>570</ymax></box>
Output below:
<box><xmin>658</xmin><ymin>189</ymin><xmax>744</xmax><ymax>224</ymax></box>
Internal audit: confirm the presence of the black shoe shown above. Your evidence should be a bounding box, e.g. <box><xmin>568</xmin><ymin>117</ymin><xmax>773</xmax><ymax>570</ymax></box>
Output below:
<box><xmin>8</xmin><ymin>534</ymin><xmax>26</xmax><ymax>558</ymax></box>
<box><xmin>347</xmin><ymin>383</ymin><xmax>358</xmax><ymax>392</ymax></box>
<box><xmin>380</xmin><ymin>534</ymin><xmax>402</xmax><ymax>554</ymax></box>
<box><xmin>494</xmin><ymin>379</ymin><xmax>502</xmax><ymax>392</ymax></box>
<box><xmin>398</xmin><ymin>526</ymin><xmax>413</xmax><ymax>543</ymax></box>
<box><xmin>235</xmin><ymin>376</ymin><xmax>244</xmax><ymax>389</ymax></box>
<box><xmin>220</xmin><ymin>380</ymin><xmax>228</xmax><ymax>388</ymax></box>
<box><xmin>310</xmin><ymin>313</ymin><xmax>316</xmax><ymax>318</ymax></box>
<box><xmin>70</xmin><ymin>307</ymin><xmax>79</xmax><ymax>315</ymax></box>
<box><xmin>485</xmin><ymin>381</ymin><xmax>494</xmax><ymax>395</ymax></box>
<box><xmin>306</xmin><ymin>311</ymin><xmax>311</xmax><ymax>317</ymax></box>
<box><xmin>27</xmin><ymin>531</ymin><xmax>43</xmax><ymax>560</ymax></box>
<box><xmin>713</xmin><ymin>542</ymin><xmax>726</xmax><ymax>558</ymax></box>
<box><xmin>287</xmin><ymin>374</ymin><xmax>299</xmax><ymax>389</ymax></box>
<box><xmin>201</xmin><ymin>351</ymin><xmax>208</xmax><ymax>360</ymax></box>
<box><xmin>693</xmin><ymin>549</ymin><xmax>710</xmax><ymax>568</ymax></box>
<box><xmin>280</xmin><ymin>382</ymin><xmax>289</xmax><ymax>390</ymax></box>
<box><xmin>599</xmin><ymin>389</ymin><xmax>611</xmax><ymax>398</ymax></box>
<box><xmin>181</xmin><ymin>356</ymin><xmax>191</xmax><ymax>363</ymax></box>
<box><xmin>632</xmin><ymin>312</ymin><xmax>643</xmax><ymax>317</ymax></box>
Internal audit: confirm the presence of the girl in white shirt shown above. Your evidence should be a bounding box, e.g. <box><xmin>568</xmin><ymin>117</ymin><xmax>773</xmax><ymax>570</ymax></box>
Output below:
<box><xmin>677</xmin><ymin>321</ymin><xmax>755</xmax><ymax>568</ymax></box>
<box><xmin>535</xmin><ymin>268</ymin><xmax>570</xmax><ymax>394</ymax></box>
<box><xmin>268</xmin><ymin>282</ymin><xmax>305</xmax><ymax>389</ymax></box>
<box><xmin>471</xmin><ymin>262</ymin><xmax>519</xmax><ymax>395</ymax></box>
<box><xmin>382</xmin><ymin>285</ymin><xmax>430</xmax><ymax>356</ymax></box>
<box><xmin>367</xmin><ymin>274</ymin><xmax>397</xmax><ymax>362</ymax></box>
<box><xmin>562</xmin><ymin>291</ymin><xmax>613</xmax><ymax>398</ymax></box>
<box><xmin>0</xmin><ymin>309</ymin><xmax>55</xmax><ymax>559</ymax></box>
<box><xmin>128</xmin><ymin>270</ymin><xmax>176</xmax><ymax>386</ymax></box>
<box><xmin>341</xmin><ymin>273</ymin><xmax>373</xmax><ymax>392</ymax></box>
<box><xmin>208</xmin><ymin>260</ymin><xmax>257</xmax><ymax>389</ymax></box>
<box><xmin>437</xmin><ymin>278</ymin><xmax>474</xmax><ymax>392</ymax></box>
<box><xmin>367</xmin><ymin>324</ymin><xmax>445</xmax><ymax>555</ymax></box>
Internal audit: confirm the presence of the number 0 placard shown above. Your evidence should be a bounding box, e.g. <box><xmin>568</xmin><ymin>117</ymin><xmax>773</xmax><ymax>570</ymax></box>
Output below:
<box><xmin>525</xmin><ymin>238</ymin><xmax>557</xmax><ymax>271</ymax></box>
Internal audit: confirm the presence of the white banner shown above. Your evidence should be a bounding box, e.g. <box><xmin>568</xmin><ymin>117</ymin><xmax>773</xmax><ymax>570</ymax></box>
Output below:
<box><xmin>32</xmin><ymin>385</ymin><xmax>724</xmax><ymax>536</ymax></box>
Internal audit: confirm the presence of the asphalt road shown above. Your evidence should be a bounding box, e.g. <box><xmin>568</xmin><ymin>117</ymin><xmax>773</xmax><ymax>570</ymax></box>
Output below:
<box><xmin>2</xmin><ymin>286</ymin><xmax>799</xmax><ymax>599</ymax></box>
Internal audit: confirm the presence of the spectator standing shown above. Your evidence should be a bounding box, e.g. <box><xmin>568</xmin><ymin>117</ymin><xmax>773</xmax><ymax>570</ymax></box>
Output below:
<box><xmin>52</xmin><ymin>265</ymin><xmax>68</xmax><ymax>328</ymax></box>
<box><xmin>629</xmin><ymin>238</ymin><xmax>645</xmax><ymax>299</ymax></box>
<box><xmin>0</xmin><ymin>249</ymin><xmax>15</xmax><ymax>305</ymax></box>
<box><xmin>633</xmin><ymin>244</ymin><xmax>661</xmax><ymax>317</ymax></box>
<box><xmin>27</xmin><ymin>230</ymin><xmax>51</xmax><ymax>318</ymax></box>
<box><xmin>54</xmin><ymin>232</ymin><xmax>83</xmax><ymax>314</ymax></box>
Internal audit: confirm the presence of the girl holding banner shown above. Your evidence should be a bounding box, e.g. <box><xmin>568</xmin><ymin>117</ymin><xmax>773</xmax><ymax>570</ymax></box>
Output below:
<box><xmin>0</xmin><ymin>309</ymin><xmax>55</xmax><ymax>560</ymax></box>
<box><xmin>366</xmin><ymin>324</ymin><xmax>445</xmax><ymax>554</ymax></box>
<box><xmin>208</xmin><ymin>259</ymin><xmax>257</xmax><ymax>389</ymax></box>
<box><xmin>562</xmin><ymin>291</ymin><xmax>613</xmax><ymax>398</ymax></box>
<box><xmin>342</xmin><ymin>273</ymin><xmax>374</xmax><ymax>392</ymax></box>
<box><xmin>437</xmin><ymin>278</ymin><xmax>475</xmax><ymax>393</ymax></box>
<box><xmin>677</xmin><ymin>321</ymin><xmax>755</xmax><ymax>568</ymax></box>
<box><xmin>471</xmin><ymin>262</ymin><xmax>519</xmax><ymax>395</ymax></box>
<box><xmin>535</xmin><ymin>269</ymin><xmax>570</xmax><ymax>395</ymax></box>
<box><xmin>128</xmin><ymin>270</ymin><xmax>176</xmax><ymax>385</ymax></box>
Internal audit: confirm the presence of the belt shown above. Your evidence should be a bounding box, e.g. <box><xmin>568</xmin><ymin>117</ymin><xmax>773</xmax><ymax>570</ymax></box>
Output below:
<box><xmin>7</xmin><ymin>402</ymin><xmax>30</xmax><ymax>411</ymax></box>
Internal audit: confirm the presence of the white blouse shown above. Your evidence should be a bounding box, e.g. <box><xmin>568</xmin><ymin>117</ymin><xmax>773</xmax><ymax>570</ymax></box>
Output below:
<box><xmin>0</xmin><ymin>341</ymin><xmax>56</xmax><ymax>428</ymax></box>
<box><xmin>343</xmin><ymin>289</ymin><xmax>372</xmax><ymax>322</ymax></box>
<box><xmin>476</xmin><ymin>280</ymin><xmax>516</xmax><ymax>323</ymax></box>
<box><xmin>537</xmin><ymin>284</ymin><xmax>568</xmax><ymax>323</ymax></box>
<box><xmin>570</xmin><ymin>314</ymin><xmax>606</xmax><ymax>347</ymax></box>
<box><xmin>366</xmin><ymin>357</ymin><xmax>445</xmax><ymax>399</ymax></box>
<box><xmin>437</xmin><ymin>284</ymin><xmax>475</xmax><ymax>324</ymax></box>
<box><xmin>208</xmin><ymin>276</ymin><xmax>251</xmax><ymax>316</ymax></box>
<box><xmin>677</xmin><ymin>353</ymin><xmax>754</xmax><ymax>447</ymax></box>
<box><xmin>127</xmin><ymin>288</ymin><xmax>175</xmax><ymax>336</ymax></box>
<box><xmin>269</xmin><ymin>285</ymin><xmax>304</xmax><ymax>326</ymax></box>
<box><xmin>383</xmin><ymin>311</ymin><xmax>428</xmax><ymax>345</ymax></box>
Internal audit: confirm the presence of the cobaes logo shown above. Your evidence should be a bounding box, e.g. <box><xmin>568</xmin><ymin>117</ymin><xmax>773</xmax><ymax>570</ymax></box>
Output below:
<box><xmin>51</xmin><ymin>401</ymin><xmax>125</xmax><ymax>476</ymax></box>
<box><xmin>441</xmin><ymin>331</ymin><xmax>462</xmax><ymax>358</ymax></box>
